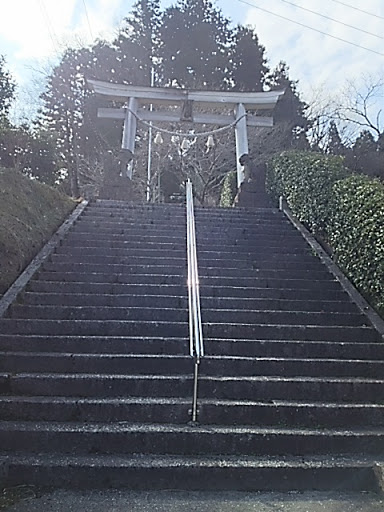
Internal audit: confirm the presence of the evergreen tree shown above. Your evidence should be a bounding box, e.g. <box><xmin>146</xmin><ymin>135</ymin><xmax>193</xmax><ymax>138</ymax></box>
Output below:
<box><xmin>159</xmin><ymin>0</ymin><xmax>232</xmax><ymax>89</ymax></box>
<box><xmin>38</xmin><ymin>41</ymin><xmax>135</xmax><ymax>195</ymax></box>
<box><xmin>347</xmin><ymin>129</ymin><xmax>383</xmax><ymax>178</ymax></box>
<box><xmin>117</xmin><ymin>0</ymin><xmax>162</xmax><ymax>86</ymax></box>
<box><xmin>230</xmin><ymin>26</ymin><xmax>267</xmax><ymax>92</ymax></box>
<box><xmin>377</xmin><ymin>132</ymin><xmax>384</xmax><ymax>153</ymax></box>
<box><xmin>0</xmin><ymin>55</ymin><xmax>16</xmax><ymax>119</ymax></box>
<box><xmin>265</xmin><ymin>61</ymin><xmax>307</xmax><ymax>128</ymax></box>
<box><xmin>326</xmin><ymin>121</ymin><xmax>346</xmax><ymax>155</ymax></box>
<box><xmin>353</xmin><ymin>130</ymin><xmax>377</xmax><ymax>154</ymax></box>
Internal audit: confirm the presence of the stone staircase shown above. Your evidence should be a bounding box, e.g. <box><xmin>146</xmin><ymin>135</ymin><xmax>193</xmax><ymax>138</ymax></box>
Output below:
<box><xmin>0</xmin><ymin>199</ymin><xmax>383</xmax><ymax>491</ymax></box>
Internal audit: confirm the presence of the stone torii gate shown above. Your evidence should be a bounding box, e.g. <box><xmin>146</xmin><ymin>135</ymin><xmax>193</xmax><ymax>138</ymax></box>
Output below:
<box><xmin>88</xmin><ymin>79</ymin><xmax>285</xmax><ymax>187</ymax></box>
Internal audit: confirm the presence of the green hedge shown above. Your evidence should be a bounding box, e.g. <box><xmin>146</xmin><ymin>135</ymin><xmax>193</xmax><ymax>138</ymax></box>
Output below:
<box><xmin>266</xmin><ymin>151</ymin><xmax>349</xmax><ymax>234</ymax></box>
<box><xmin>267</xmin><ymin>151</ymin><xmax>384</xmax><ymax>316</ymax></box>
<box><xmin>330</xmin><ymin>175</ymin><xmax>384</xmax><ymax>314</ymax></box>
<box><xmin>219</xmin><ymin>171</ymin><xmax>237</xmax><ymax>207</ymax></box>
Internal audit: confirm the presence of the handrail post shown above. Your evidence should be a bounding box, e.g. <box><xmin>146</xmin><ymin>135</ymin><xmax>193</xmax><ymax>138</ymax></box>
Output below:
<box><xmin>191</xmin><ymin>359</ymin><xmax>200</xmax><ymax>423</ymax></box>
<box><xmin>186</xmin><ymin>179</ymin><xmax>204</xmax><ymax>425</ymax></box>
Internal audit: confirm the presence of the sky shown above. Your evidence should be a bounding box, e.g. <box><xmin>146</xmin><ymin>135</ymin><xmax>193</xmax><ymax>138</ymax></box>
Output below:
<box><xmin>0</xmin><ymin>0</ymin><xmax>383</xmax><ymax>122</ymax></box>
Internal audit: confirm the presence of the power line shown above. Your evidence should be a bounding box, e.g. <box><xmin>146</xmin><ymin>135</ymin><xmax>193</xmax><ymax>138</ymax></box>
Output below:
<box><xmin>82</xmin><ymin>0</ymin><xmax>94</xmax><ymax>41</ymax></box>
<box><xmin>37</xmin><ymin>0</ymin><xmax>59</xmax><ymax>53</ymax></box>
<box><xmin>236</xmin><ymin>0</ymin><xmax>384</xmax><ymax>57</ymax></box>
<box><xmin>329</xmin><ymin>0</ymin><xmax>384</xmax><ymax>21</ymax></box>
<box><xmin>279</xmin><ymin>0</ymin><xmax>383</xmax><ymax>40</ymax></box>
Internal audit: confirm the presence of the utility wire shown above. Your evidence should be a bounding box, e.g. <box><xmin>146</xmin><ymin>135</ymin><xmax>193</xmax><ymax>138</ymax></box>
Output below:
<box><xmin>37</xmin><ymin>0</ymin><xmax>59</xmax><ymax>53</ymax></box>
<box><xmin>279</xmin><ymin>0</ymin><xmax>383</xmax><ymax>40</ymax></box>
<box><xmin>329</xmin><ymin>0</ymin><xmax>384</xmax><ymax>21</ymax></box>
<box><xmin>82</xmin><ymin>0</ymin><xmax>94</xmax><ymax>40</ymax></box>
<box><xmin>236</xmin><ymin>0</ymin><xmax>384</xmax><ymax>57</ymax></box>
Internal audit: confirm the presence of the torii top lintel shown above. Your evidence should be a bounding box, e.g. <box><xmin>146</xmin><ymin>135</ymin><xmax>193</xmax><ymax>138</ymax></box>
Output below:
<box><xmin>88</xmin><ymin>79</ymin><xmax>285</xmax><ymax>111</ymax></box>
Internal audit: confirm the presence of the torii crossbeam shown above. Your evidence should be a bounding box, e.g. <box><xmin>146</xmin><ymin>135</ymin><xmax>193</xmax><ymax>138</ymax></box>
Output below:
<box><xmin>88</xmin><ymin>79</ymin><xmax>285</xmax><ymax>186</ymax></box>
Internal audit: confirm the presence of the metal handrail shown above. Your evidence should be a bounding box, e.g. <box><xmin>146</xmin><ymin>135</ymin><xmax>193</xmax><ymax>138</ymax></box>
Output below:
<box><xmin>186</xmin><ymin>179</ymin><xmax>204</xmax><ymax>424</ymax></box>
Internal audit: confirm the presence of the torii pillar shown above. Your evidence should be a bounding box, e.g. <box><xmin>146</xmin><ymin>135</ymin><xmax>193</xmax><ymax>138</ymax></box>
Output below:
<box><xmin>235</xmin><ymin>103</ymin><xmax>249</xmax><ymax>187</ymax></box>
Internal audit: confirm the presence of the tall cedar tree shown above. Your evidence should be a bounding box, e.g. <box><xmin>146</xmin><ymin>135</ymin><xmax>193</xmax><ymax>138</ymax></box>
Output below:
<box><xmin>159</xmin><ymin>0</ymin><xmax>232</xmax><ymax>89</ymax></box>
<box><xmin>230</xmin><ymin>26</ymin><xmax>268</xmax><ymax>92</ymax></box>
<box><xmin>264</xmin><ymin>61</ymin><xmax>309</xmax><ymax>148</ymax></box>
<box><xmin>117</xmin><ymin>0</ymin><xmax>162</xmax><ymax>86</ymax></box>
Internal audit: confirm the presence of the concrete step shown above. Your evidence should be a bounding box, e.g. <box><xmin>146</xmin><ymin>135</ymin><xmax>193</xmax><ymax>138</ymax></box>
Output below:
<box><xmin>77</xmin><ymin>218</ymin><xmax>185</xmax><ymax>232</ymax></box>
<box><xmin>49</xmin><ymin>252</ymin><xmax>321</xmax><ymax>268</ymax></box>
<box><xmin>2</xmin><ymin>335</ymin><xmax>383</xmax><ymax>361</ymax></box>
<box><xmin>199</xmin><ymin>285</ymin><xmax>349</xmax><ymax>301</ymax></box>
<box><xmin>40</xmin><ymin>262</ymin><xmax>330</xmax><ymax>280</ymax></box>
<box><xmin>20</xmin><ymin>292</ymin><xmax>188</xmax><ymax>309</ymax></box>
<box><xmin>65</xmin><ymin>231</ymin><xmax>184</xmax><ymax>244</ymax></box>
<box><xmin>55</xmin><ymin>246</ymin><xmax>186</xmax><ymax>259</ymax></box>
<box><xmin>74</xmin><ymin>225</ymin><xmax>299</xmax><ymax>241</ymax></box>
<box><xmin>61</xmin><ymin>239</ymin><xmax>185</xmax><ymax>251</ymax></box>
<box><xmin>85</xmin><ymin>203</ymin><xmax>184</xmax><ymax>213</ymax></box>
<box><xmin>200</xmin><ymin>276</ymin><xmax>340</xmax><ymax>291</ymax></box>
<box><xmin>42</xmin><ymin>262</ymin><xmax>186</xmax><ymax>275</ymax></box>
<box><xmin>8</xmin><ymin>305</ymin><xmax>367</xmax><ymax>327</ymax></box>
<box><xmin>19</xmin><ymin>292</ymin><xmax>359</xmax><ymax>314</ymax></box>
<box><xmin>1</xmin><ymin>396</ymin><xmax>384</xmax><ymax>428</ymax></box>
<box><xmin>1</xmin><ymin>353</ymin><xmax>383</xmax><ymax>379</ymax></box>
<box><xmin>0</xmin><ymin>318</ymin><xmax>377</xmax><ymax>341</ymax></box>
<box><xmin>27</xmin><ymin>281</ymin><xmax>186</xmax><ymax>296</ymax></box>
<box><xmin>25</xmin><ymin>280</ymin><xmax>350</xmax><ymax>301</ymax></box>
<box><xmin>1</xmin><ymin>452</ymin><xmax>379</xmax><ymax>491</ymax></box>
<box><xmin>0</xmin><ymin>319</ymin><xmax>188</xmax><ymax>337</ymax></box>
<box><xmin>33</xmin><ymin>273</ymin><xmax>340</xmax><ymax>292</ymax></box>
<box><xmin>203</xmin><ymin>310</ymin><xmax>367</xmax><ymax>327</ymax></box>
<box><xmin>34</xmin><ymin>272</ymin><xmax>185</xmax><ymax>286</ymax></box>
<box><xmin>0</xmin><ymin>421</ymin><xmax>383</xmax><ymax>457</ymax></box>
<box><xmin>73</xmin><ymin>224</ymin><xmax>185</xmax><ymax>237</ymax></box>
<box><xmin>201</xmin><ymin>269</ymin><xmax>333</xmax><ymax>281</ymax></box>
<box><xmin>81</xmin><ymin>207</ymin><xmax>185</xmax><ymax>218</ymax></box>
<box><xmin>50</xmin><ymin>253</ymin><xmax>186</xmax><ymax>267</ymax></box>
<box><xmin>0</xmin><ymin>335</ymin><xmax>188</xmax><ymax>355</ymax></box>
<box><xmin>203</xmin><ymin>322</ymin><xmax>379</xmax><ymax>342</ymax></box>
<box><xmin>0</xmin><ymin>353</ymin><xmax>191</xmax><ymax>375</ymax></box>
<box><xmin>54</xmin><ymin>245</ymin><xmax>312</xmax><ymax>260</ymax></box>
<box><xmin>65</xmin><ymin>230</ymin><xmax>304</xmax><ymax>246</ymax></box>
<box><xmin>205</xmin><ymin>338</ymin><xmax>384</xmax><ymax>360</ymax></box>
<box><xmin>69</xmin><ymin>225</ymin><xmax>301</xmax><ymax>239</ymax></box>
<box><xmin>2</xmin><ymin>373</ymin><xmax>384</xmax><ymax>402</ymax></box>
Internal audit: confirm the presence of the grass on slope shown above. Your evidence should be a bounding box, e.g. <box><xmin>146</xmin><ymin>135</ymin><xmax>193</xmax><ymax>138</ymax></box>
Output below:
<box><xmin>0</xmin><ymin>168</ymin><xmax>75</xmax><ymax>295</ymax></box>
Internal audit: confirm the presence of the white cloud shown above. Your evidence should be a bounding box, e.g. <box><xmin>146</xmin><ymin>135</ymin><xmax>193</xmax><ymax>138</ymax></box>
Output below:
<box><xmin>243</xmin><ymin>0</ymin><xmax>384</xmax><ymax>100</ymax></box>
<box><xmin>0</xmin><ymin>0</ymin><xmax>77</xmax><ymax>60</ymax></box>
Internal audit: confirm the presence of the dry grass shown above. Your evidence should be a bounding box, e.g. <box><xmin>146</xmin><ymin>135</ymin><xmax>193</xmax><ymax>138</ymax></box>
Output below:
<box><xmin>0</xmin><ymin>169</ymin><xmax>75</xmax><ymax>295</ymax></box>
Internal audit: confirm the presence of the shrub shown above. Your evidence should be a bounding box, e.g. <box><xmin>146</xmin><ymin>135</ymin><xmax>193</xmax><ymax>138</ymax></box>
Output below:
<box><xmin>267</xmin><ymin>151</ymin><xmax>384</xmax><ymax>317</ymax></box>
<box><xmin>266</xmin><ymin>151</ymin><xmax>349</xmax><ymax>234</ymax></box>
<box><xmin>330</xmin><ymin>175</ymin><xmax>384</xmax><ymax>315</ymax></box>
<box><xmin>219</xmin><ymin>171</ymin><xmax>237</xmax><ymax>207</ymax></box>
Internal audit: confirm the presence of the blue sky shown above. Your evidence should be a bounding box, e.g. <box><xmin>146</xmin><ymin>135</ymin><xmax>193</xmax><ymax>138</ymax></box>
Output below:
<box><xmin>1</xmin><ymin>0</ymin><xmax>383</xmax><ymax>122</ymax></box>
